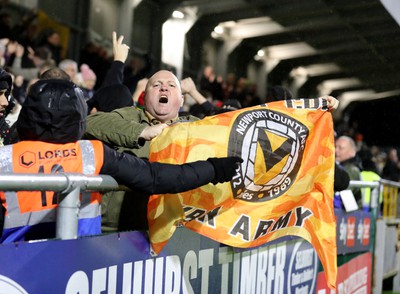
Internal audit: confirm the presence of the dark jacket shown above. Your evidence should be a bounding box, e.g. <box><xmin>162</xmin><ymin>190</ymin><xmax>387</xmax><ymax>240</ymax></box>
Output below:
<box><xmin>341</xmin><ymin>157</ymin><xmax>362</xmax><ymax>205</ymax></box>
<box><xmin>101</xmin><ymin>143</ymin><xmax>214</xmax><ymax>194</ymax></box>
<box><xmin>334</xmin><ymin>162</ymin><xmax>350</xmax><ymax>192</ymax></box>
<box><xmin>87</xmin><ymin>61</ymin><xmax>133</xmax><ymax>113</ymax></box>
<box><xmin>382</xmin><ymin>160</ymin><xmax>400</xmax><ymax>182</ymax></box>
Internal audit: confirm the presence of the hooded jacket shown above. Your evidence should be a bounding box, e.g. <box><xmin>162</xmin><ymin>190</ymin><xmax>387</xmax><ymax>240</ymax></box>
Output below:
<box><xmin>17</xmin><ymin>79</ymin><xmax>87</xmax><ymax>143</ymax></box>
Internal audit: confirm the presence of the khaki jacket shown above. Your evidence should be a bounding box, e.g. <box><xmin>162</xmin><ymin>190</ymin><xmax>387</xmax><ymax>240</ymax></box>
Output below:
<box><xmin>85</xmin><ymin>106</ymin><xmax>199</xmax><ymax>158</ymax></box>
<box><xmin>84</xmin><ymin>106</ymin><xmax>199</xmax><ymax>232</ymax></box>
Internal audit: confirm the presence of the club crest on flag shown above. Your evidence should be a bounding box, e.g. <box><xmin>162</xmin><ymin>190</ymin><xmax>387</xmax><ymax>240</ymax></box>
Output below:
<box><xmin>228</xmin><ymin>109</ymin><xmax>308</xmax><ymax>202</ymax></box>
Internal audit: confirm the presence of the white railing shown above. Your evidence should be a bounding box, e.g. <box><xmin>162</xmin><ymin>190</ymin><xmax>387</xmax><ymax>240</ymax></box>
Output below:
<box><xmin>0</xmin><ymin>173</ymin><xmax>119</xmax><ymax>239</ymax></box>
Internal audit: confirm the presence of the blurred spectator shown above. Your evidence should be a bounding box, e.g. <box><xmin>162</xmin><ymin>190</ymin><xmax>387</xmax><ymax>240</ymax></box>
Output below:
<box><xmin>132</xmin><ymin>77</ymin><xmax>148</xmax><ymax>108</ymax></box>
<box><xmin>335</xmin><ymin>135</ymin><xmax>362</xmax><ymax>207</ymax></box>
<box><xmin>222</xmin><ymin>72</ymin><xmax>237</xmax><ymax>100</ymax></box>
<box><xmin>11</xmin><ymin>73</ymin><xmax>25</xmax><ymax>104</ymax></box>
<box><xmin>12</xmin><ymin>9</ymin><xmax>39</xmax><ymax>68</ymax></box>
<box><xmin>182</xmin><ymin>77</ymin><xmax>215</xmax><ymax>118</ymax></box>
<box><xmin>0</xmin><ymin>12</ymin><xmax>11</xmax><ymax>39</ymax></box>
<box><xmin>217</xmin><ymin>99</ymin><xmax>242</xmax><ymax>113</ymax></box>
<box><xmin>12</xmin><ymin>9</ymin><xmax>38</xmax><ymax>43</ymax></box>
<box><xmin>89</xmin><ymin>84</ymin><xmax>133</xmax><ymax>114</ymax></box>
<box><xmin>123</xmin><ymin>51</ymin><xmax>152</xmax><ymax>95</ymax></box>
<box><xmin>58</xmin><ymin>59</ymin><xmax>79</xmax><ymax>84</ymax></box>
<box><xmin>79</xmin><ymin>40</ymin><xmax>111</xmax><ymax>89</ymax></box>
<box><xmin>35</xmin><ymin>28</ymin><xmax>62</xmax><ymax>63</ymax></box>
<box><xmin>0</xmin><ymin>67</ymin><xmax>17</xmax><ymax>146</ymax></box>
<box><xmin>382</xmin><ymin>148</ymin><xmax>400</xmax><ymax>182</ymax></box>
<box><xmin>228</xmin><ymin>76</ymin><xmax>248</xmax><ymax>104</ymax></box>
<box><xmin>358</xmin><ymin>149</ymin><xmax>382</xmax><ymax>211</ymax></box>
<box><xmin>0</xmin><ymin>38</ymin><xmax>7</xmax><ymax>66</ymax></box>
<box><xmin>87</xmin><ymin>32</ymin><xmax>133</xmax><ymax>114</ymax></box>
<box><xmin>76</xmin><ymin>63</ymin><xmax>96</xmax><ymax>100</ymax></box>
<box><xmin>182</xmin><ymin>77</ymin><xmax>242</xmax><ymax>118</ymax></box>
<box><xmin>242</xmin><ymin>82</ymin><xmax>261</xmax><ymax>107</ymax></box>
<box><xmin>370</xmin><ymin>145</ymin><xmax>386</xmax><ymax>175</ymax></box>
<box><xmin>8</xmin><ymin>42</ymin><xmax>55</xmax><ymax>81</ymax></box>
<box><xmin>265</xmin><ymin>85</ymin><xmax>293</xmax><ymax>102</ymax></box>
<box><xmin>199</xmin><ymin>65</ymin><xmax>223</xmax><ymax>101</ymax></box>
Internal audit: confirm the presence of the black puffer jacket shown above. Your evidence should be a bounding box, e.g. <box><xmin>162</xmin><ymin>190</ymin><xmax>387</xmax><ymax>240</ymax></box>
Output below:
<box><xmin>101</xmin><ymin>143</ymin><xmax>215</xmax><ymax>194</ymax></box>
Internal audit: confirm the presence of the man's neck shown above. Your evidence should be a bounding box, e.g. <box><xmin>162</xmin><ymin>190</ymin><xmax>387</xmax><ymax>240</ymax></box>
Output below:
<box><xmin>144</xmin><ymin>110</ymin><xmax>178</xmax><ymax>125</ymax></box>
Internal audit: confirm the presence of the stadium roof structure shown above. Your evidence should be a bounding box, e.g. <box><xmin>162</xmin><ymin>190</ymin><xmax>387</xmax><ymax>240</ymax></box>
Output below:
<box><xmin>156</xmin><ymin>0</ymin><xmax>400</xmax><ymax>118</ymax></box>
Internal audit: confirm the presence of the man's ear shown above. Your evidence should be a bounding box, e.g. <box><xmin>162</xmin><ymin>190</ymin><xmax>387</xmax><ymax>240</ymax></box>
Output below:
<box><xmin>179</xmin><ymin>94</ymin><xmax>184</xmax><ymax>107</ymax></box>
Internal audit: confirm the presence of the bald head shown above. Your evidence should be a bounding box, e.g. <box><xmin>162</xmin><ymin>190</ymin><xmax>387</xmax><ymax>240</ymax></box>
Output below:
<box><xmin>145</xmin><ymin>70</ymin><xmax>181</xmax><ymax>92</ymax></box>
<box><xmin>335</xmin><ymin>136</ymin><xmax>357</xmax><ymax>163</ymax></box>
<box><xmin>144</xmin><ymin>70</ymin><xmax>184</xmax><ymax>122</ymax></box>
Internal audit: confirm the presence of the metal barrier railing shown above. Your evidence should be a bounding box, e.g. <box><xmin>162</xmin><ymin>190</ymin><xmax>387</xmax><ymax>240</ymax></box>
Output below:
<box><xmin>0</xmin><ymin>175</ymin><xmax>397</xmax><ymax>239</ymax></box>
<box><xmin>0</xmin><ymin>174</ymin><xmax>398</xmax><ymax>294</ymax></box>
<box><xmin>0</xmin><ymin>173</ymin><xmax>119</xmax><ymax>240</ymax></box>
<box><xmin>380</xmin><ymin>179</ymin><xmax>400</xmax><ymax>220</ymax></box>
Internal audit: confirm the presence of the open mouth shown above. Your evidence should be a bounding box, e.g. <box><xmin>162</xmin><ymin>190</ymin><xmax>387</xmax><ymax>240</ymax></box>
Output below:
<box><xmin>159</xmin><ymin>96</ymin><xmax>168</xmax><ymax>103</ymax></box>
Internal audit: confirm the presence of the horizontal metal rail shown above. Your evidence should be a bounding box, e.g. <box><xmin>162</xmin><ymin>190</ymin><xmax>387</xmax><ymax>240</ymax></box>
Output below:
<box><xmin>349</xmin><ymin>180</ymin><xmax>380</xmax><ymax>189</ymax></box>
<box><xmin>0</xmin><ymin>173</ymin><xmax>120</xmax><ymax>192</ymax></box>
<box><xmin>0</xmin><ymin>176</ymin><xmax>395</xmax><ymax>242</ymax></box>
<box><xmin>0</xmin><ymin>173</ymin><xmax>120</xmax><ymax>240</ymax></box>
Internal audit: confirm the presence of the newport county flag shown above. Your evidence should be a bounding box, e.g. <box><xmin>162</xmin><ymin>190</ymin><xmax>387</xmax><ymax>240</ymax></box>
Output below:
<box><xmin>148</xmin><ymin>98</ymin><xmax>337</xmax><ymax>288</ymax></box>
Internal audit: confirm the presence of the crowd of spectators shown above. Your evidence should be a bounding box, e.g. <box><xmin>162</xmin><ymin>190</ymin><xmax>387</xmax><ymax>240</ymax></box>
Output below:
<box><xmin>0</xmin><ymin>7</ymin><xmax>265</xmax><ymax>109</ymax></box>
<box><xmin>332</xmin><ymin>131</ymin><xmax>400</xmax><ymax>212</ymax></box>
<box><xmin>0</xmin><ymin>4</ymin><xmax>398</xmax><ymax>231</ymax></box>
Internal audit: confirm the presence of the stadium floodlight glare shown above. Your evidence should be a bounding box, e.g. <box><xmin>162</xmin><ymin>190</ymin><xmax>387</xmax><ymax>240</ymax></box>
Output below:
<box><xmin>214</xmin><ymin>25</ymin><xmax>224</xmax><ymax>34</ymax></box>
<box><xmin>172</xmin><ymin>10</ymin><xmax>184</xmax><ymax>19</ymax></box>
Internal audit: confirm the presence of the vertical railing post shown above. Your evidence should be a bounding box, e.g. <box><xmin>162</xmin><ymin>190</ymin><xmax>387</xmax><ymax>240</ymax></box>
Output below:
<box><xmin>370</xmin><ymin>183</ymin><xmax>382</xmax><ymax>293</ymax></box>
<box><xmin>56</xmin><ymin>186</ymin><xmax>81</xmax><ymax>240</ymax></box>
<box><xmin>0</xmin><ymin>173</ymin><xmax>120</xmax><ymax>240</ymax></box>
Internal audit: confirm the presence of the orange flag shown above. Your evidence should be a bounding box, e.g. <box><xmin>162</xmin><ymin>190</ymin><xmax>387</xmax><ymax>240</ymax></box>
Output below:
<box><xmin>148</xmin><ymin>99</ymin><xmax>337</xmax><ymax>288</ymax></box>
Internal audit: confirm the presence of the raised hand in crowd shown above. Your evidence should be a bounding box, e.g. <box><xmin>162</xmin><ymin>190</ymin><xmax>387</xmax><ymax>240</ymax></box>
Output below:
<box><xmin>181</xmin><ymin>77</ymin><xmax>207</xmax><ymax>105</ymax></box>
<box><xmin>5</xmin><ymin>40</ymin><xmax>17</xmax><ymax>56</ymax></box>
<box><xmin>112</xmin><ymin>31</ymin><xmax>130</xmax><ymax>63</ymax></box>
<box><xmin>320</xmin><ymin>95</ymin><xmax>339</xmax><ymax>112</ymax></box>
